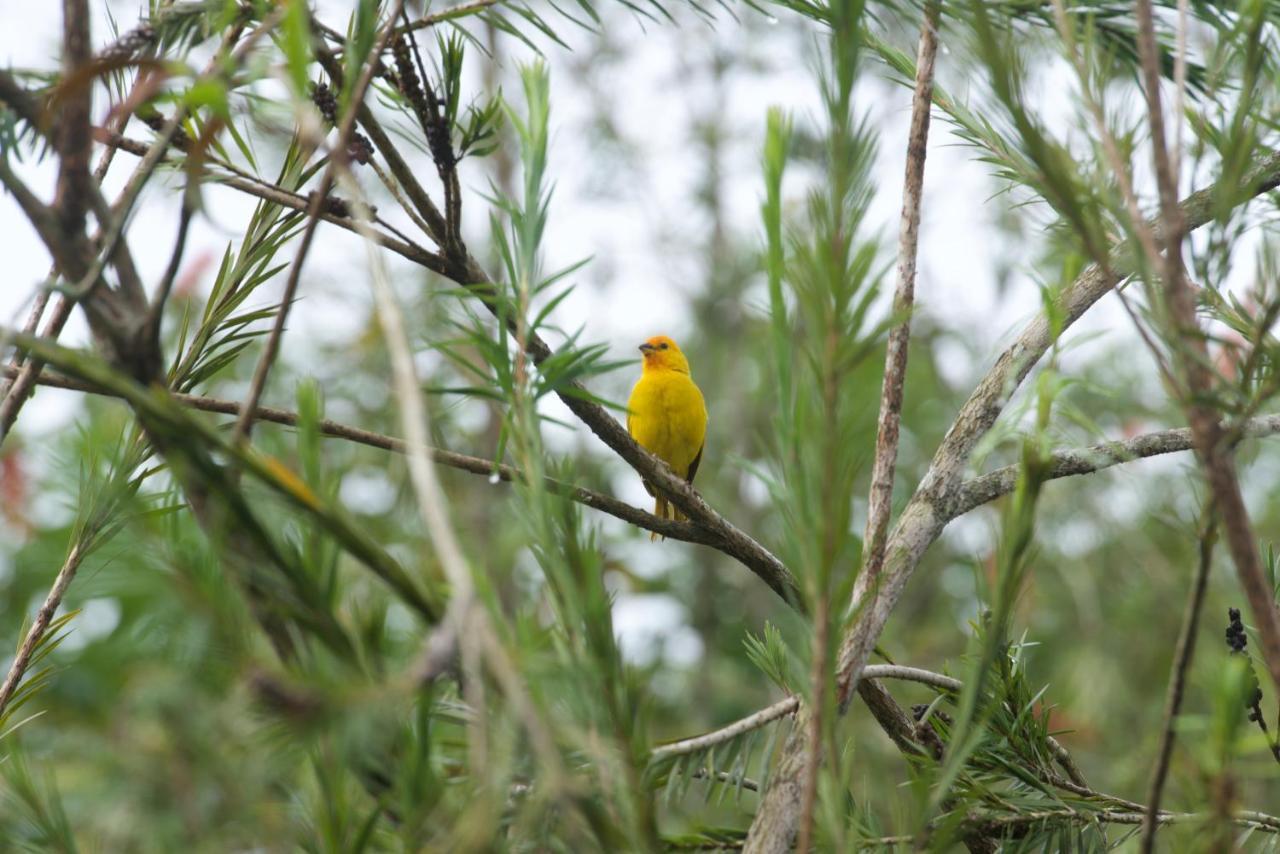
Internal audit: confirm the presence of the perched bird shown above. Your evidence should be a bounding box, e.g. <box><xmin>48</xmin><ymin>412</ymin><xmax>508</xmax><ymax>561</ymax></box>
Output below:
<box><xmin>626</xmin><ymin>335</ymin><xmax>708</xmax><ymax>540</ymax></box>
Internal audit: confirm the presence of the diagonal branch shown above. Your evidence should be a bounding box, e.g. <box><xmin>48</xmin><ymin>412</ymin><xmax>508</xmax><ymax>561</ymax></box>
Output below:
<box><xmin>89</xmin><ymin>127</ymin><xmax>449</xmax><ymax>274</ymax></box>
<box><xmin>232</xmin><ymin>0</ymin><xmax>408</xmax><ymax>447</ymax></box>
<box><xmin>0</xmin><ymin>541</ymin><xmax>88</xmax><ymax>718</ymax></box>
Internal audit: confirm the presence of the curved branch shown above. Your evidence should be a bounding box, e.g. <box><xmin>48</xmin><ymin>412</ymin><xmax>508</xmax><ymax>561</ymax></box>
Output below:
<box><xmin>651</xmin><ymin>665</ymin><xmax>971</xmax><ymax>762</ymax></box>
<box><xmin>953</xmin><ymin>414</ymin><xmax>1280</xmax><ymax>516</ymax></box>
<box><xmin>651</xmin><ymin>696</ymin><xmax>800</xmax><ymax>761</ymax></box>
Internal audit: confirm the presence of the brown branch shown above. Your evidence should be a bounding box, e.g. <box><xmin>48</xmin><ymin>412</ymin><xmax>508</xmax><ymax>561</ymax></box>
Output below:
<box><xmin>55</xmin><ymin>0</ymin><xmax>93</xmax><ymax>239</ymax></box>
<box><xmin>232</xmin><ymin>0</ymin><xmax>408</xmax><ymax>447</ymax></box>
<box><xmin>1134</xmin><ymin>0</ymin><xmax>1280</xmax><ymax>696</ymax></box>
<box><xmin>89</xmin><ymin>128</ymin><xmax>449</xmax><ymax>276</ymax></box>
<box><xmin>3</xmin><ymin>365</ymin><xmax>718</xmax><ymax>546</ymax></box>
<box><xmin>0</xmin><ymin>540</ymin><xmax>87</xmax><ymax>717</ymax></box>
<box><xmin>1141</xmin><ymin>508</ymin><xmax>1218</xmax><ymax>852</ymax></box>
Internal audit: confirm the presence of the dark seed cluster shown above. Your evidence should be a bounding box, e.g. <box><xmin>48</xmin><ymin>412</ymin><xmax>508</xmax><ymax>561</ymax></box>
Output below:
<box><xmin>1226</xmin><ymin>607</ymin><xmax>1265</xmax><ymax>717</ymax></box>
<box><xmin>392</xmin><ymin>36</ymin><xmax>454</xmax><ymax>174</ymax></box>
<box><xmin>97</xmin><ymin>24</ymin><xmax>157</xmax><ymax>64</ymax></box>
<box><xmin>139</xmin><ymin>111</ymin><xmax>190</xmax><ymax>151</ymax></box>
<box><xmin>310</xmin><ymin>82</ymin><xmax>374</xmax><ymax>165</ymax></box>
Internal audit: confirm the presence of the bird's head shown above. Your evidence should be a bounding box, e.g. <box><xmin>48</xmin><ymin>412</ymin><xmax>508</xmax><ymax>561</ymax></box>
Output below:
<box><xmin>638</xmin><ymin>335</ymin><xmax>690</xmax><ymax>374</ymax></box>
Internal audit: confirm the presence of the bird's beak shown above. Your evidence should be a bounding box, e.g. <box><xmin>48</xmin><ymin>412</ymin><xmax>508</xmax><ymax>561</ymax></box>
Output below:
<box><xmin>638</xmin><ymin>343</ymin><xmax>655</xmax><ymax>354</ymax></box>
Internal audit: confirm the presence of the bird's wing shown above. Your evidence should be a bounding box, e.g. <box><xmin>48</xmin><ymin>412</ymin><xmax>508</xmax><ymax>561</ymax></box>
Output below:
<box><xmin>686</xmin><ymin>443</ymin><xmax>703</xmax><ymax>485</ymax></box>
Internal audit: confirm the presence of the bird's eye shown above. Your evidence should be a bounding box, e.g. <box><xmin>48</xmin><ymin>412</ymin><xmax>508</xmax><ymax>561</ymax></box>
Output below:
<box><xmin>659</xmin><ymin>343</ymin><xmax>669</xmax><ymax>350</ymax></box>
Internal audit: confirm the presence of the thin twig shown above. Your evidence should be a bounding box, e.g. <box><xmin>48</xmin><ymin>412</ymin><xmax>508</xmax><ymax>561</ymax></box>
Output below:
<box><xmin>5</xmin><ymin>365</ymin><xmax>720</xmax><ymax>545</ymax></box>
<box><xmin>652</xmin><ymin>696</ymin><xmax>800</xmax><ymax>761</ymax></box>
<box><xmin>143</xmin><ymin>201</ymin><xmax>195</xmax><ymax>349</ymax></box>
<box><xmin>1141</xmin><ymin>507</ymin><xmax>1218</xmax><ymax>852</ymax></box>
<box><xmin>859</xmin><ymin>0</ymin><xmax>939</xmax><ymax>599</ymax></box>
<box><xmin>654</xmin><ymin>665</ymin><xmax>972</xmax><ymax>762</ymax></box>
<box><xmin>232</xmin><ymin>1</ymin><xmax>407</xmax><ymax>447</ymax></box>
<box><xmin>953</xmin><ymin>414</ymin><xmax>1280</xmax><ymax>515</ymax></box>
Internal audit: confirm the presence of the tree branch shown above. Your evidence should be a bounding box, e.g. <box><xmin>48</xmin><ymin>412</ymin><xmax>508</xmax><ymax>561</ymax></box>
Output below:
<box><xmin>3</xmin><ymin>365</ymin><xmax>721</xmax><ymax>546</ymax></box>
<box><xmin>861</xmin><ymin>0</ymin><xmax>939</xmax><ymax>596</ymax></box>
<box><xmin>952</xmin><ymin>414</ymin><xmax>1280</xmax><ymax>515</ymax></box>
<box><xmin>0</xmin><ymin>540</ymin><xmax>88</xmax><ymax>718</ymax></box>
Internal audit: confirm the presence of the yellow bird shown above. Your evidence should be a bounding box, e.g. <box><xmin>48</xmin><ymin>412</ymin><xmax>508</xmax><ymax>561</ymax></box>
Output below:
<box><xmin>626</xmin><ymin>335</ymin><xmax>708</xmax><ymax>539</ymax></box>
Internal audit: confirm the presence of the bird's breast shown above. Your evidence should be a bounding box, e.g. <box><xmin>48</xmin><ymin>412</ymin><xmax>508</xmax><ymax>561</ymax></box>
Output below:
<box><xmin>626</xmin><ymin>372</ymin><xmax>707</xmax><ymax>475</ymax></box>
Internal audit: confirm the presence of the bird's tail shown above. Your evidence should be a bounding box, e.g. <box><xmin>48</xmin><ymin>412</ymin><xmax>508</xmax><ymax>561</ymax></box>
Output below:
<box><xmin>651</xmin><ymin>495</ymin><xmax>668</xmax><ymax>542</ymax></box>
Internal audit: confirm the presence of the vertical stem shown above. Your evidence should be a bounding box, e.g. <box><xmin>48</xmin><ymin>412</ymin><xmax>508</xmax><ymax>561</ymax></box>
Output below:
<box><xmin>845</xmin><ymin>0</ymin><xmax>940</xmax><ymax>702</ymax></box>
<box><xmin>795</xmin><ymin>597</ymin><xmax>829</xmax><ymax>853</ymax></box>
<box><xmin>1140</xmin><ymin>508</ymin><xmax>1218</xmax><ymax>852</ymax></box>
<box><xmin>1133</xmin><ymin>0</ymin><xmax>1280</xmax><ymax>695</ymax></box>
<box><xmin>855</xmin><ymin>0</ymin><xmax>938</xmax><ymax>605</ymax></box>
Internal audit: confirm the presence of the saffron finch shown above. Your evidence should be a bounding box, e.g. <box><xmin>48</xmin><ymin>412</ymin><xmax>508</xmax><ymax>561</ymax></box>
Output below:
<box><xmin>626</xmin><ymin>335</ymin><xmax>708</xmax><ymax>539</ymax></box>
